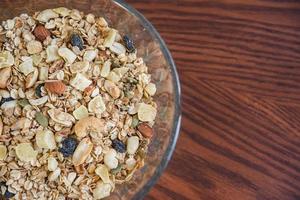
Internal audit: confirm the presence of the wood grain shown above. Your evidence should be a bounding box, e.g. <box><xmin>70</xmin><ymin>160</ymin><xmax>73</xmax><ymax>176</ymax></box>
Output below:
<box><xmin>125</xmin><ymin>0</ymin><xmax>300</xmax><ymax>199</ymax></box>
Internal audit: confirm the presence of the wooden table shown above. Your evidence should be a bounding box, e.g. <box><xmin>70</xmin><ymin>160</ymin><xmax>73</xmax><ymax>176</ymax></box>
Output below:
<box><xmin>126</xmin><ymin>1</ymin><xmax>300</xmax><ymax>200</ymax></box>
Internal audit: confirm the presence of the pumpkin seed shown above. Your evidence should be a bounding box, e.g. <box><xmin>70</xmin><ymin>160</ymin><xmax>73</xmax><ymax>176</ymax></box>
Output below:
<box><xmin>35</xmin><ymin>112</ymin><xmax>49</xmax><ymax>127</ymax></box>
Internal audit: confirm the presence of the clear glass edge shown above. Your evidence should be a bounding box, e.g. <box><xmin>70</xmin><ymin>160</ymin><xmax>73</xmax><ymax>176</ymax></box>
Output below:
<box><xmin>113</xmin><ymin>0</ymin><xmax>182</xmax><ymax>199</ymax></box>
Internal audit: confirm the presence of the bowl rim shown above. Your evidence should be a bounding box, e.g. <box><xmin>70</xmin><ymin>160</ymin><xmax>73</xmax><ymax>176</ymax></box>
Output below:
<box><xmin>113</xmin><ymin>0</ymin><xmax>182</xmax><ymax>199</ymax></box>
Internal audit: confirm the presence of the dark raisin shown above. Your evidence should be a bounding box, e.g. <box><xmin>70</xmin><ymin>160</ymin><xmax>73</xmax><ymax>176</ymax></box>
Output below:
<box><xmin>112</xmin><ymin>139</ymin><xmax>126</xmax><ymax>153</ymax></box>
<box><xmin>59</xmin><ymin>137</ymin><xmax>78</xmax><ymax>157</ymax></box>
<box><xmin>70</xmin><ymin>34</ymin><xmax>84</xmax><ymax>50</ymax></box>
<box><xmin>0</xmin><ymin>97</ymin><xmax>14</xmax><ymax>106</ymax></box>
<box><xmin>3</xmin><ymin>190</ymin><xmax>15</xmax><ymax>199</ymax></box>
<box><xmin>35</xmin><ymin>83</ymin><xmax>45</xmax><ymax>97</ymax></box>
<box><xmin>123</xmin><ymin>35</ymin><xmax>135</xmax><ymax>53</ymax></box>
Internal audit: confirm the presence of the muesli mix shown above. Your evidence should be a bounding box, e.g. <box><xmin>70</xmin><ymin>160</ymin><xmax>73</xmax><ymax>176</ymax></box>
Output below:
<box><xmin>0</xmin><ymin>7</ymin><xmax>157</xmax><ymax>199</ymax></box>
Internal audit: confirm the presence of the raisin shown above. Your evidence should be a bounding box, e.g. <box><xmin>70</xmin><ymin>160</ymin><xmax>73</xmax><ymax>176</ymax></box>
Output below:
<box><xmin>4</xmin><ymin>190</ymin><xmax>15</xmax><ymax>199</ymax></box>
<box><xmin>35</xmin><ymin>83</ymin><xmax>45</xmax><ymax>98</ymax></box>
<box><xmin>70</xmin><ymin>33</ymin><xmax>84</xmax><ymax>50</ymax></box>
<box><xmin>59</xmin><ymin>137</ymin><xmax>78</xmax><ymax>157</ymax></box>
<box><xmin>0</xmin><ymin>97</ymin><xmax>14</xmax><ymax>106</ymax></box>
<box><xmin>112</xmin><ymin>139</ymin><xmax>126</xmax><ymax>153</ymax></box>
<box><xmin>123</xmin><ymin>35</ymin><xmax>135</xmax><ymax>53</ymax></box>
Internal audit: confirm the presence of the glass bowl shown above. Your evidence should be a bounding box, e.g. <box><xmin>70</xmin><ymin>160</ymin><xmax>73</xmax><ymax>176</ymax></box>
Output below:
<box><xmin>0</xmin><ymin>0</ymin><xmax>181</xmax><ymax>199</ymax></box>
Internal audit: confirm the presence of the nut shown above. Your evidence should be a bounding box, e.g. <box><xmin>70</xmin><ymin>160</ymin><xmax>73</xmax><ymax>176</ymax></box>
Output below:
<box><xmin>19</xmin><ymin>57</ymin><xmax>34</xmax><ymax>76</ymax></box>
<box><xmin>33</xmin><ymin>25</ymin><xmax>51</xmax><ymax>41</ymax></box>
<box><xmin>36</xmin><ymin>130</ymin><xmax>56</xmax><ymax>150</ymax></box>
<box><xmin>95</xmin><ymin>165</ymin><xmax>110</xmax><ymax>183</ymax></box>
<box><xmin>70</xmin><ymin>73</ymin><xmax>92</xmax><ymax>91</ymax></box>
<box><xmin>72</xmin><ymin>137</ymin><xmax>93</xmax><ymax>166</ymax></box>
<box><xmin>104</xmin><ymin>80</ymin><xmax>120</xmax><ymax>99</ymax></box>
<box><xmin>70</xmin><ymin>61</ymin><xmax>89</xmax><ymax>74</ymax></box>
<box><xmin>88</xmin><ymin>95</ymin><xmax>106</xmax><ymax>114</ymax></box>
<box><xmin>72</xmin><ymin>105</ymin><xmax>88</xmax><ymax>120</ymax></box>
<box><xmin>46</xmin><ymin>45</ymin><xmax>60</xmax><ymax>63</ymax></box>
<box><xmin>127</xmin><ymin>136</ymin><xmax>139</xmax><ymax>154</ymax></box>
<box><xmin>0</xmin><ymin>51</ymin><xmax>14</xmax><ymax>68</ymax></box>
<box><xmin>93</xmin><ymin>181</ymin><xmax>112</xmax><ymax>200</ymax></box>
<box><xmin>74</xmin><ymin>116</ymin><xmax>105</xmax><ymax>138</ymax></box>
<box><xmin>137</xmin><ymin>103</ymin><xmax>157</xmax><ymax>122</ymax></box>
<box><xmin>137</xmin><ymin>123</ymin><xmax>153</xmax><ymax>138</ymax></box>
<box><xmin>48</xmin><ymin>157</ymin><xmax>58</xmax><ymax>171</ymax></box>
<box><xmin>83</xmin><ymin>49</ymin><xmax>97</xmax><ymax>62</ymax></box>
<box><xmin>45</xmin><ymin>80</ymin><xmax>66</xmax><ymax>95</ymax></box>
<box><xmin>48</xmin><ymin>108</ymin><xmax>75</xmax><ymax>127</ymax></box>
<box><xmin>104</xmin><ymin>149</ymin><xmax>118</xmax><ymax>169</ymax></box>
<box><xmin>26</xmin><ymin>40</ymin><xmax>43</xmax><ymax>54</ymax></box>
<box><xmin>58</xmin><ymin>47</ymin><xmax>77</xmax><ymax>64</ymax></box>
<box><xmin>36</xmin><ymin>9</ymin><xmax>59</xmax><ymax>22</ymax></box>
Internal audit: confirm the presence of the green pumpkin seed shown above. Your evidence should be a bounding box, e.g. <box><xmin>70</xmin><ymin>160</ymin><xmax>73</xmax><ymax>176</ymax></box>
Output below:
<box><xmin>17</xmin><ymin>99</ymin><xmax>30</xmax><ymax>107</ymax></box>
<box><xmin>35</xmin><ymin>112</ymin><xmax>49</xmax><ymax>127</ymax></box>
<box><xmin>111</xmin><ymin>164</ymin><xmax>122</xmax><ymax>175</ymax></box>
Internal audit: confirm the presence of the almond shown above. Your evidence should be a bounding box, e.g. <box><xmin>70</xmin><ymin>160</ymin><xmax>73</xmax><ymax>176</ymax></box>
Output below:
<box><xmin>137</xmin><ymin>123</ymin><xmax>153</xmax><ymax>138</ymax></box>
<box><xmin>45</xmin><ymin>80</ymin><xmax>66</xmax><ymax>95</ymax></box>
<box><xmin>34</xmin><ymin>25</ymin><xmax>51</xmax><ymax>41</ymax></box>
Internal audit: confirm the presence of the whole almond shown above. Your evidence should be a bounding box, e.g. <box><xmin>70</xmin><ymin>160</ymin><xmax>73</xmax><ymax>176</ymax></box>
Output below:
<box><xmin>45</xmin><ymin>80</ymin><xmax>66</xmax><ymax>95</ymax></box>
<box><xmin>34</xmin><ymin>25</ymin><xmax>51</xmax><ymax>41</ymax></box>
<box><xmin>137</xmin><ymin>123</ymin><xmax>153</xmax><ymax>138</ymax></box>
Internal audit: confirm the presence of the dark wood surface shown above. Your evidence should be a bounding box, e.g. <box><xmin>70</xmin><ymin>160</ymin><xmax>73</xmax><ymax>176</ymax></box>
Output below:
<box><xmin>125</xmin><ymin>0</ymin><xmax>300</xmax><ymax>200</ymax></box>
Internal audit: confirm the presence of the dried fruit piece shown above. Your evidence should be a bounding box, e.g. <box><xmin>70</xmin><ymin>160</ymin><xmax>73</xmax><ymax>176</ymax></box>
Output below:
<box><xmin>59</xmin><ymin>137</ymin><xmax>78</xmax><ymax>157</ymax></box>
<box><xmin>45</xmin><ymin>80</ymin><xmax>66</xmax><ymax>95</ymax></box>
<box><xmin>26</xmin><ymin>40</ymin><xmax>43</xmax><ymax>54</ymax></box>
<box><xmin>70</xmin><ymin>73</ymin><xmax>92</xmax><ymax>91</ymax></box>
<box><xmin>88</xmin><ymin>95</ymin><xmax>106</xmax><ymax>114</ymax></box>
<box><xmin>137</xmin><ymin>123</ymin><xmax>153</xmax><ymax>138</ymax></box>
<box><xmin>36</xmin><ymin>9</ymin><xmax>59</xmax><ymax>22</ymax></box>
<box><xmin>123</xmin><ymin>35</ymin><xmax>135</xmax><ymax>53</ymax></box>
<box><xmin>72</xmin><ymin>105</ymin><xmax>88</xmax><ymax>120</ymax></box>
<box><xmin>93</xmin><ymin>181</ymin><xmax>112</xmax><ymax>200</ymax></box>
<box><xmin>46</xmin><ymin>45</ymin><xmax>60</xmax><ymax>63</ymax></box>
<box><xmin>15</xmin><ymin>143</ymin><xmax>38</xmax><ymax>162</ymax></box>
<box><xmin>35</xmin><ymin>83</ymin><xmax>44</xmax><ymax>97</ymax></box>
<box><xmin>74</xmin><ymin>116</ymin><xmax>104</xmax><ymax>138</ymax></box>
<box><xmin>19</xmin><ymin>57</ymin><xmax>34</xmax><ymax>75</ymax></box>
<box><xmin>33</xmin><ymin>25</ymin><xmax>51</xmax><ymax>41</ymax></box>
<box><xmin>127</xmin><ymin>136</ymin><xmax>139</xmax><ymax>154</ymax></box>
<box><xmin>48</xmin><ymin>108</ymin><xmax>75</xmax><ymax>127</ymax></box>
<box><xmin>0</xmin><ymin>67</ymin><xmax>11</xmax><ymax>89</ymax></box>
<box><xmin>0</xmin><ymin>51</ymin><xmax>14</xmax><ymax>68</ymax></box>
<box><xmin>70</xmin><ymin>33</ymin><xmax>84</xmax><ymax>50</ymax></box>
<box><xmin>36</xmin><ymin>130</ymin><xmax>56</xmax><ymax>150</ymax></box>
<box><xmin>0</xmin><ymin>145</ymin><xmax>7</xmax><ymax>160</ymax></box>
<box><xmin>58</xmin><ymin>47</ymin><xmax>77</xmax><ymax>64</ymax></box>
<box><xmin>35</xmin><ymin>112</ymin><xmax>48</xmax><ymax>127</ymax></box>
<box><xmin>104</xmin><ymin>149</ymin><xmax>118</xmax><ymax>169</ymax></box>
<box><xmin>70</xmin><ymin>61</ymin><xmax>89</xmax><ymax>74</ymax></box>
<box><xmin>103</xmin><ymin>29</ymin><xmax>117</xmax><ymax>48</ymax></box>
<box><xmin>137</xmin><ymin>103</ymin><xmax>157</xmax><ymax>122</ymax></box>
<box><xmin>4</xmin><ymin>190</ymin><xmax>15</xmax><ymax>199</ymax></box>
<box><xmin>72</xmin><ymin>138</ymin><xmax>93</xmax><ymax>166</ymax></box>
<box><xmin>95</xmin><ymin>165</ymin><xmax>110</xmax><ymax>183</ymax></box>
<box><xmin>112</xmin><ymin>140</ymin><xmax>126</xmax><ymax>153</ymax></box>
<box><xmin>47</xmin><ymin>157</ymin><xmax>58</xmax><ymax>171</ymax></box>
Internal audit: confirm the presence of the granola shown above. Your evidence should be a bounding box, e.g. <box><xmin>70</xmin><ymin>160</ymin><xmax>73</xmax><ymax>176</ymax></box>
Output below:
<box><xmin>0</xmin><ymin>7</ymin><xmax>157</xmax><ymax>200</ymax></box>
